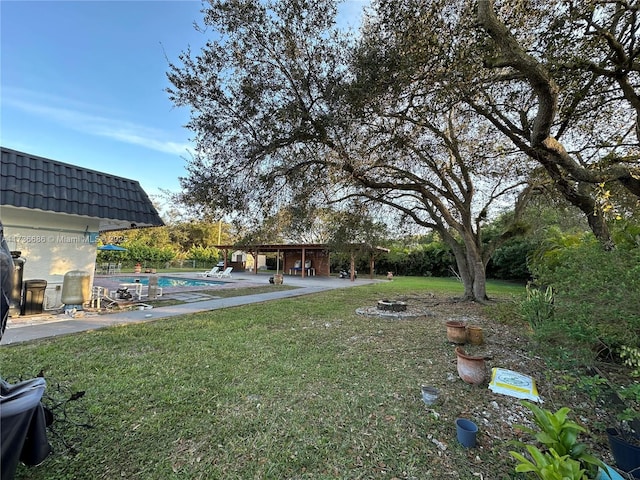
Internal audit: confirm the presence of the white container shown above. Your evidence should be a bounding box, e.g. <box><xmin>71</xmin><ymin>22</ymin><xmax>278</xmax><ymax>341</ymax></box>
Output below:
<box><xmin>421</xmin><ymin>385</ymin><xmax>439</xmax><ymax>405</ymax></box>
<box><xmin>61</xmin><ymin>270</ymin><xmax>90</xmax><ymax>306</ymax></box>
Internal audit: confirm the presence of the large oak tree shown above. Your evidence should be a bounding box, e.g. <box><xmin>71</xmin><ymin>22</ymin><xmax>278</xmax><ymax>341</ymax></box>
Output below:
<box><xmin>365</xmin><ymin>0</ymin><xmax>639</xmax><ymax>247</ymax></box>
<box><xmin>473</xmin><ymin>0</ymin><xmax>640</xmax><ymax>246</ymax></box>
<box><xmin>167</xmin><ymin>0</ymin><xmax>537</xmax><ymax>301</ymax></box>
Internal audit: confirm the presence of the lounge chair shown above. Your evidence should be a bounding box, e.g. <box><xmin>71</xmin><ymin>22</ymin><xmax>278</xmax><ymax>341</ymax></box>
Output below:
<box><xmin>198</xmin><ymin>267</ymin><xmax>219</xmax><ymax>277</ymax></box>
<box><xmin>216</xmin><ymin>267</ymin><xmax>233</xmax><ymax>278</ymax></box>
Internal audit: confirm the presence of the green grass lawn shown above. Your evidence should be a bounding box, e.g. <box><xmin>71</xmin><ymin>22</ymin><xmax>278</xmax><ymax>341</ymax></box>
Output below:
<box><xmin>1</xmin><ymin>277</ymin><xmax>527</xmax><ymax>479</ymax></box>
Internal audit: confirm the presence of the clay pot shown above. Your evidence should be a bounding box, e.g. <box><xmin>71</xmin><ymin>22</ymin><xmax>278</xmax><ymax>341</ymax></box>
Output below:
<box><xmin>466</xmin><ymin>325</ymin><xmax>484</xmax><ymax>345</ymax></box>
<box><xmin>455</xmin><ymin>347</ymin><xmax>486</xmax><ymax>385</ymax></box>
<box><xmin>446</xmin><ymin>321</ymin><xmax>467</xmax><ymax>344</ymax></box>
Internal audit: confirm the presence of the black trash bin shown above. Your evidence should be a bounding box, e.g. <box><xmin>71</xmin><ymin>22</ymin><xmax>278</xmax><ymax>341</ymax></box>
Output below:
<box><xmin>21</xmin><ymin>280</ymin><xmax>47</xmax><ymax>316</ymax></box>
<box><xmin>10</xmin><ymin>252</ymin><xmax>25</xmax><ymax>316</ymax></box>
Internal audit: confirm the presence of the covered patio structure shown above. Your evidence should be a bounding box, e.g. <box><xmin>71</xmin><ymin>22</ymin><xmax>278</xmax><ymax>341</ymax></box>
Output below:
<box><xmin>215</xmin><ymin>243</ymin><xmax>390</xmax><ymax>279</ymax></box>
<box><xmin>215</xmin><ymin>244</ymin><xmax>331</xmax><ymax>278</ymax></box>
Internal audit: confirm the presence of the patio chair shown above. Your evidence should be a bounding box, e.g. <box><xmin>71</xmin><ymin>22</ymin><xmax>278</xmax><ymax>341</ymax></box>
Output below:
<box><xmin>132</xmin><ymin>284</ymin><xmax>163</xmax><ymax>300</ymax></box>
<box><xmin>198</xmin><ymin>267</ymin><xmax>219</xmax><ymax>277</ymax></box>
<box><xmin>304</xmin><ymin>260</ymin><xmax>315</xmax><ymax>276</ymax></box>
<box><xmin>90</xmin><ymin>286</ymin><xmax>119</xmax><ymax>309</ymax></box>
<box><xmin>216</xmin><ymin>267</ymin><xmax>233</xmax><ymax>278</ymax></box>
<box><xmin>290</xmin><ymin>260</ymin><xmax>303</xmax><ymax>275</ymax></box>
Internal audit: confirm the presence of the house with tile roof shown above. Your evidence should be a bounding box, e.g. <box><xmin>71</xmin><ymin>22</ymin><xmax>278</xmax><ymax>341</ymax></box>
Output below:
<box><xmin>0</xmin><ymin>146</ymin><xmax>164</xmax><ymax>309</ymax></box>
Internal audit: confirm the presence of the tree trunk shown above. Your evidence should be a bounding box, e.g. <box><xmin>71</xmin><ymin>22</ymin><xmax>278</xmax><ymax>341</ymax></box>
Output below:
<box><xmin>444</xmin><ymin>236</ymin><xmax>487</xmax><ymax>302</ymax></box>
<box><xmin>447</xmin><ymin>238</ymin><xmax>474</xmax><ymax>299</ymax></box>
<box><xmin>543</xmin><ymin>161</ymin><xmax>615</xmax><ymax>249</ymax></box>
<box><xmin>472</xmin><ymin>259</ymin><xmax>488</xmax><ymax>301</ymax></box>
<box><xmin>585</xmin><ymin>209</ymin><xmax>614</xmax><ymax>251</ymax></box>
<box><xmin>459</xmin><ymin>266</ymin><xmax>474</xmax><ymax>300</ymax></box>
<box><xmin>350</xmin><ymin>254</ymin><xmax>356</xmax><ymax>282</ymax></box>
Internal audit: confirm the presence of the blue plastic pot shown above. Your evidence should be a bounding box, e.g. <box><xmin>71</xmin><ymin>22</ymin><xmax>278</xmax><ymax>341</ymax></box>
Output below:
<box><xmin>606</xmin><ymin>428</ymin><xmax>640</xmax><ymax>478</ymax></box>
<box><xmin>455</xmin><ymin>418</ymin><xmax>478</xmax><ymax>448</ymax></box>
<box><xmin>596</xmin><ymin>464</ymin><xmax>625</xmax><ymax>480</ymax></box>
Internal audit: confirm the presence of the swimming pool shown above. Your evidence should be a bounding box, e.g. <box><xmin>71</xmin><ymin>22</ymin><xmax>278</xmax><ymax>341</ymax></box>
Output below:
<box><xmin>111</xmin><ymin>276</ymin><xmax>225</xmax><ymax>288</ymax></box>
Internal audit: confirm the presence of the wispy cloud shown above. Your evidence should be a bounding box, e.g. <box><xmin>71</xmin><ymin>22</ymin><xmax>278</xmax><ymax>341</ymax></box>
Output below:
<box><xmin>3</xmin><ymin>87</ymin><xmax>192</xmax><ymax>156</ymax></box>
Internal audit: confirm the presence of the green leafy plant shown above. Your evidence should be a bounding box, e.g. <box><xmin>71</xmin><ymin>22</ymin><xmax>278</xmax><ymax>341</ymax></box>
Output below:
<box><xmin>510</xmin><ymin>446</ymin><xmax>586</xmax><ymax>480</ymax></box>
<box><xmin>620</xmin><ymin>346</ymin><xmax>640</xmax><ymax>377</ymax></box>
<box><xmin>617</xmin><ymin>382</ymin><xmax>640</xmax><ymax>405</ymax></box>
<box><xmin>576</xmin><ymin>374</ymin><xmax>608</xmax><ymax>403</ymax></box>
<box><xmin>520</xmin><ymin>284</ymin><xmax>555</xmax><ymax>330</ymax></box>
<box><xmin>511</xmin><ymin>401</ymin><xmax>606</xmax><ymax>479</ymax></box>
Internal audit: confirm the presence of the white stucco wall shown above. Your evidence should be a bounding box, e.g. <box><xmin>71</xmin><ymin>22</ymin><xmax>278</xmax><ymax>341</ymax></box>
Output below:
<box><xmin>1</xmin><ymin>206</ymin><xmax>101</xmax><ymax>309</ymax></box>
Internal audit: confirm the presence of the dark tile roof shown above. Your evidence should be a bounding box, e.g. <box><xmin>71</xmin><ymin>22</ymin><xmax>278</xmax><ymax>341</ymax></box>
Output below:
<box><xmin>1</xmin><ymin>147</ymin><xmax>164</xmax><ymax>231</ymax></box>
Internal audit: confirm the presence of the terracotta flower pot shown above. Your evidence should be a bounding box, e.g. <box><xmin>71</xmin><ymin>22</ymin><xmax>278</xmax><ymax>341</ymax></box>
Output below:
<box><xmin>455</xmin><ymin>347</ymin><xmax>486</xmax><ymax>385</ymax></box>
<box><xmin>466</xmin><ymin>325</ymin><xmax>484</xmax><ymax>345</ymax></box>
<box><xmin>446</xmin><ymin>321</ymin><xmax>467</xmax><ymax>344</ymax></box>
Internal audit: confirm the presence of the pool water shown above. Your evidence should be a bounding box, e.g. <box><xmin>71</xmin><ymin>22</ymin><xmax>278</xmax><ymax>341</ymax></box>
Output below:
<box><xmin>111</xmin><ymin>276</ymin><xmax>225</xmax><ymax>288</ymax></box>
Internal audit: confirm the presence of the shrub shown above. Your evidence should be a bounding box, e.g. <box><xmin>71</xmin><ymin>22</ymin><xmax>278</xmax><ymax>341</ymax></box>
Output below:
<box><xmin>488</xmin><ymin>237</ymin><xmax>536</xmax><ymax>281</ymax></box>
<box><xmin>620</xmin><ymin>346</ymin><xmax>640</xmax><ymax>377</ymax></box>
<box><xmin>187</xmin><ymin>245</ymin><xmax>220</xmax><ymax>265</ymax></box>
<box><xmin>376</xmin><ymin>241</ymin><xmax>454</xmax><ymax>277</ymax></box>
<box><xmin>529</xmin><ymin>235</ymin><xmax>640</xmax><ymax>365</ymax></box>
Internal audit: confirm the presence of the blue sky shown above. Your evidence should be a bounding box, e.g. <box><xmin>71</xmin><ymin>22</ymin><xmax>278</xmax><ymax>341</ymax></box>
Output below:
<box><xmin>1</xmin><ymin>0</ymin><xmax>367</xmax><ymax>204</ymax></box>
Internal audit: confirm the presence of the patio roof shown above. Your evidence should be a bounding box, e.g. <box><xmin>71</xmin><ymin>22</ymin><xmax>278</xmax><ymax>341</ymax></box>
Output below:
<box><xmin>214</xmin><ymin>243</ymin><xmax>389</xmax><ymax>254</ymax></box>
<box><xmin>214</xmin><ymin>243</ymin><xmax>329</xmax><ymax>253</ymax></box>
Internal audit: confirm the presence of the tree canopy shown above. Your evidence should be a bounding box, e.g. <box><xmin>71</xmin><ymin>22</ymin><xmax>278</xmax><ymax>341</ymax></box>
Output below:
<box><xmin>473</xmin><ymin>0</ymin><xmax>640</xmax><ymax>245</ymax></box>
<box><xmin>167</xmin><ymin>0</ymin><xmax>638</xmax><ymax>300</ymax></box>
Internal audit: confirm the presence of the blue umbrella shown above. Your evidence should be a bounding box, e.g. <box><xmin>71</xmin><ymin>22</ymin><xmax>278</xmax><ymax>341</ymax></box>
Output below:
<box><xmin>97</xmin><ymin>244</ymin><xmax>127</xmax><ymax>251</ymax></box>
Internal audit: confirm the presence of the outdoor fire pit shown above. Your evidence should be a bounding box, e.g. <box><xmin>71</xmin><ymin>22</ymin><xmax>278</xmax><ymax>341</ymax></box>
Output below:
<box><xmin>356</xmin><ymin>299</ymin><xmax>428</xmax><ymax>319</ymax></box>
<box><xmin>377</xmin><ymin>300</ymin><xmax>407</xmax><ymax>312</ymax></box>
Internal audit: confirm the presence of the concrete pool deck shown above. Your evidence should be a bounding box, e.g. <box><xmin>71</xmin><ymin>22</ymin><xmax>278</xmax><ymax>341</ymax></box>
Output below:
<box><xmin>1</xmin><ymin>272</ymin><xmax>381</xmax><ymax>345</ymax></box>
